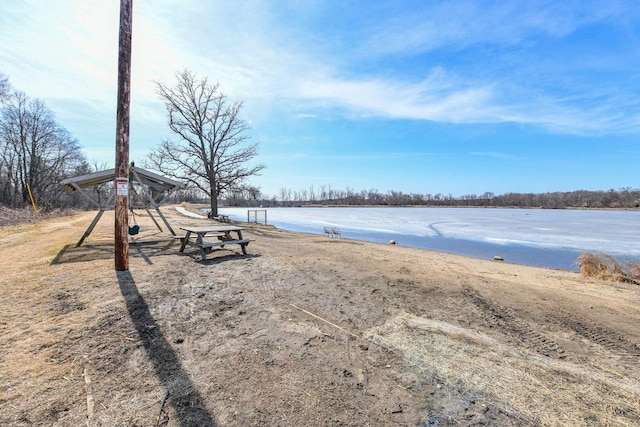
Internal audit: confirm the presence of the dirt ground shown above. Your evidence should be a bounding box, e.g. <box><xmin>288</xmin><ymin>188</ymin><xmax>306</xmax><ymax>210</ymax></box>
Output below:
<box><xmin>1</xmin><ymin>205</ymin><xmax>639</xmax><ymax>426</ymax></box>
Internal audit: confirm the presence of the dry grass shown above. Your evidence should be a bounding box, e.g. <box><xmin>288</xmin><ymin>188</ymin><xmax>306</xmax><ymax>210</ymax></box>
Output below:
<box><xmin>366</xmin><ymin>312</ymin><xmax>640</xmax><ymax>426</ymax></box>
<box><xmin>2</xmin><ymin>206</ymin><xmax>639</xmax><ymax>426</ymax></box>
<box><xmin>577</xmin><ymin>252</ymin><xmax>640</xmax><ymax>285</ymax></box>
<box><xmin>0</xmin><ymin>204</ymin><xmax>80</xmax><ymax>227</ymax></box>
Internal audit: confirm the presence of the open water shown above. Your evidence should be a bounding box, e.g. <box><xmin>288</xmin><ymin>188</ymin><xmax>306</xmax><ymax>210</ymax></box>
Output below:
<box><xmin>217</xmin><ymin>207</ymin><xmax>640</xmax><ymax>271</ymax></box>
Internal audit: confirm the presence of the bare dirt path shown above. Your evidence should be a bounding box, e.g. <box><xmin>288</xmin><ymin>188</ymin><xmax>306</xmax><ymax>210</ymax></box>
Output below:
<box><xmin>1</xmin><ymin>206</ymin><xmax>638</xmax><ymax>426</ymax></box>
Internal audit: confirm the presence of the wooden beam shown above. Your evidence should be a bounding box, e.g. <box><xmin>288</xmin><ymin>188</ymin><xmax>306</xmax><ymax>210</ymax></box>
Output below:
<box><xmin>70</xmin><ymin>182</ymin><xmax>102</xmax><ymax>209</ymax></box>
<box><xmin>76</xmin><ymin>209</ymin><xmax>105</xmax><ymax>247</ymax></box>
<box><xmin>154</xmin><ymin>207</ymin><xmax>177</xmax><ymax>236</ymax></box>
<box><xmin>114</xmin><ymin>0</ymin><xmax>133</xmax><ymax>271</ymax></box>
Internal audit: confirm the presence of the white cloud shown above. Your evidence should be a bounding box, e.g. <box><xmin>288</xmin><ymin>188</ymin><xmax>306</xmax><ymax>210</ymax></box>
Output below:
<box><xmin>361</xmin><ymin>0</ymin><xmax>628</xmax><ymax>56</ymax></box>
<box><xmin>1</xmin><ymin>0</ymin><xmax>638</xmax><ymax>154</ymax></box>
<box><xmin>469</xmin><ymin>152</ymin><xmax>526</xmax><ymax>161</ymax></box>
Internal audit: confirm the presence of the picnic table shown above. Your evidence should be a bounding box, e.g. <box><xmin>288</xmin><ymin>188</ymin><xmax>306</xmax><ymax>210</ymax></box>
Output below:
<box><xmin>178</xmin><ymin>225</ymin><xmax>254</xmax><ymax>261</ymax></box>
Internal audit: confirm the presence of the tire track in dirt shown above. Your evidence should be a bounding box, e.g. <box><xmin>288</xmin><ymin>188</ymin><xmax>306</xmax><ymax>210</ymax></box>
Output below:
<box><xmin>461</xmin><ymin>286</ymin><xmax>566</xmax><ymax>359</ymax></box>
<box><xmin>548</xmin><ymin>310</ymin><xmax>640</xmax><ymax>358</ymax></box>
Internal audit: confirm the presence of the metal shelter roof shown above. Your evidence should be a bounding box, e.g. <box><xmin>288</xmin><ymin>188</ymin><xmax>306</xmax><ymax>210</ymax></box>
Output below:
<box><xmin>60</xmin><ymin>166</ymin><xmax>185</xmax><ymax>193</ymax></box>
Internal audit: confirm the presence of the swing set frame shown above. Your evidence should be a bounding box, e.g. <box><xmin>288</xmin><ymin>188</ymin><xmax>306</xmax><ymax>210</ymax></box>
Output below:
<box><xmin>60</xmin><ymin>164</ymin><xmax>186</xmax><ymax>247</ymax></box>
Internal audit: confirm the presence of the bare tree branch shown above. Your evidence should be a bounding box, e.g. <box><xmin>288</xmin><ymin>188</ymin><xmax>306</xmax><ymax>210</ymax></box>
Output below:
<box><xmin>0</xmin><ymin>90</ymin><xmax>86</xmax><ymax>208</ymax></box>
<box><xmin>0</xmin><ymin>72</ymin><xmax>10</xmax><ymax>103</ymax></box>
<box><xmin>146</xmin><ymin>70</ymin><xmax>265</xmax><ymax>216</ymax></box>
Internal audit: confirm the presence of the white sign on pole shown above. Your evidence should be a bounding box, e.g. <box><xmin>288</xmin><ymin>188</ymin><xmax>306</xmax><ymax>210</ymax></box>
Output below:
<box><xmin>116</xmin><ymin>177</ymin><xmax>129</xmax><ymax>196</ymax></box>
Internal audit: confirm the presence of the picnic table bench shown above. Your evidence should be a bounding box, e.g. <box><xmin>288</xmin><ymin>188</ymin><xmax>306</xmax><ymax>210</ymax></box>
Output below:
<box><xmin>207</xmin><ymin>213</ymin><xmax>230</xmax><ymax>222</ymax></box>
<box><xmin>179</xmin><ymin>225</ymin><xmax>254</xmax><ymax>261</ymax></box>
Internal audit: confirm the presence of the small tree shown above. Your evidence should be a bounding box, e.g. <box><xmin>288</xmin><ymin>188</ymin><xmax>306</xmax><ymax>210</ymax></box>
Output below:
<box><xmin>148</xmin><ymin>70</ymin><xmax>265</xmax><ymax>216</ymax></box>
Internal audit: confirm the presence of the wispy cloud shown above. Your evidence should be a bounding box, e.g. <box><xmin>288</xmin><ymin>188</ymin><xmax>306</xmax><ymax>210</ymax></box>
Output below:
<box><xmin>1</xmin><ymin>0</ymin><xmax>638</xmax><ymax>144</ymax></box>
<box><xmin>188</xmin><ymin>1</ymin><xmax>637</xmax><ymax>136</ymax></box>
<box><xmin>295</xmin><ymin>73</ymin><xmax>496</xmax><ymax>122</ymax></box>
<box><xmin>361</xmin><ymin>1</ymin><xmax>627</xmax><ymax>56</ymax></box>
<box><xmin>290</xmin><ymin>70</ymin><xmax>640</xmax><ymax>135</ymax></box>
<box><xmin>469</xmin><ymin>152</ymin><xmax>526</xmax><ymax>161</ymax></box>
<box><xmin>261</xmin><ymin>151</ymin><xmax>434</xmax><ymax>162</ymax></box>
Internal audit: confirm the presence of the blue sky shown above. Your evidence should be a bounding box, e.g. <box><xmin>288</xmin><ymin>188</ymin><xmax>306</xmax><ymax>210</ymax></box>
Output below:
<box><xmin>1</xmin><ymin>0</ymin><xmax>638</xmax><ymax>198</ymax></box>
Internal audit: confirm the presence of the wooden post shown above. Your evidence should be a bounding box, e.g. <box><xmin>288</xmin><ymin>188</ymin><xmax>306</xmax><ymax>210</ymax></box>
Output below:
<box><xmin>114</xmin><ymin>0</ymin><xmax>133</xmax><ymax>271</ymax></box>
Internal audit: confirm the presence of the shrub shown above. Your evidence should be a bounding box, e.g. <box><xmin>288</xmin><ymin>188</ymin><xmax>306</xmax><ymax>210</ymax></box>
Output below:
<box><xmin>577</xmin><ymin>252</ymin><xmax>640</xmax><ymax>285</ymax></box>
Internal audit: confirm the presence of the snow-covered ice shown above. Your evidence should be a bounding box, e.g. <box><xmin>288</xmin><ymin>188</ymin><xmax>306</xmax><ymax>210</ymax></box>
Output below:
<box><xmin>219</xmin><ymin>207</ymin><xmax>640</xmax><ymax>270</ymax></box>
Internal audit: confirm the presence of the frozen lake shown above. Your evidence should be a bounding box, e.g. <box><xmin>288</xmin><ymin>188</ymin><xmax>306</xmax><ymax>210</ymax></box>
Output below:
<box><xmin>218</xmin><ymin>207</ymin><xmax>640</xmax><ymax>271</ymax></box>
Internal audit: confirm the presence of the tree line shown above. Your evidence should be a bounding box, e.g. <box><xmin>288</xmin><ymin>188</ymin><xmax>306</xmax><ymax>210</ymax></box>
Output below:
<box><xmin>221</xmin><ymin>186</ymin><xmax>640</xmax><ymax>209</ymax></box>
<box><xmin>0</xmin><ymin>72</ymin><xmax>90</xmax><ymax>210</ymax></box>
<box><xmin>2</xmin><ymin>69</ymin><xmax>637</xmax><ymax>213</ymax></box>
<box><xmin>0</xmin><ymin>69</ymin><xmax>263</xmax><ymax>215</ymax></box>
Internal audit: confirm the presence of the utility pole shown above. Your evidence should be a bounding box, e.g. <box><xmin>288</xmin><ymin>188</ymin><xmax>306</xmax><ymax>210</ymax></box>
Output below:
<box><xmin>114</xmin><ymin>0</ymin><xmax>133</xmax><ymax>271</ymax></box>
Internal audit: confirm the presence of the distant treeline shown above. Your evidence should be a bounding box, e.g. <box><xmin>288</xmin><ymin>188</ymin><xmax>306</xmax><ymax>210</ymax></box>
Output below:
<box><xmin>2</xmin><ymin>68</ymin><xmax>638</xmax><ymax>213</ymax></box>
<box><xmin>216</xmin><ymin>186</ymin><xmax>640</xmax><ymax>209</ymax></box>
<box><xmin>0</xmin><ymin>73</ymin><xmax>91</xmax><ymax>210</ymax></box>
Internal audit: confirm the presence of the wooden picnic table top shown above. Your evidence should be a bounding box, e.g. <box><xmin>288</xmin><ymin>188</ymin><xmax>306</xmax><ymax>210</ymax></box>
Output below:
<box><xmin>179</xmin><ymin>225</ymin><xmax>251</xmax><ymax>260</ymax></box>
<box><xmin>180</xmin><ymin>225</ymin><xmax>244</xmax><ymax>233</ymax></box>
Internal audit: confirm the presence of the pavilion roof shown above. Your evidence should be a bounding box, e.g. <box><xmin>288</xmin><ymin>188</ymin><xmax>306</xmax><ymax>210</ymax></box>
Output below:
<box><xmin>60</xmin><ymin>166</ymin><xmax>185</xmax><ymax>193</ymax></box>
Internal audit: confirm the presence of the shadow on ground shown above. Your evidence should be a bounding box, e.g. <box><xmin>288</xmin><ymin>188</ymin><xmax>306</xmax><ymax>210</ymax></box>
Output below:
<box><xmin>52</xmin><ymin>237</ymin><xmax>260</xmax><ymax>266</ymax></box>
<box><xmin>51</xmin><ymin>238</ymin><xmax>178</xmax><ymax>265</ymax></box>
<box><xmin>116</xmin><ymin>270</ymin><xmax>218</xmax><ymax>426</ymax></box>
<box><xmin>198</xmin><ymin>252</ymin><xmax>261</xmax><ymax>265</ymax></box>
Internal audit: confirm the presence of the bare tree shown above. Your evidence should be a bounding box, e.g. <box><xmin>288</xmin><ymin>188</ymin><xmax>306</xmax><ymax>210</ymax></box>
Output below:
<box><xmin>0</xmin><ymin>72</ymin><xmax>10</xmax><ymax>102</ymax></box>
<box><xmin>147</xmin><ymin>70</ymin><xmax>265</xmax><ymax>216</ymax></box>
<box><xmin>308</xmin><ymin>185</ymin><xmax>316</xmax><ymax>203</ymax></box>
<box><xmin>0</xmin><ymin>91</ymin><xmax>86</xmax><ymax>208</ymax></box>
<box><xmin>278</xmin><ymin>187</ymin><xmax>291</xmax><ymax>206</ymax></box>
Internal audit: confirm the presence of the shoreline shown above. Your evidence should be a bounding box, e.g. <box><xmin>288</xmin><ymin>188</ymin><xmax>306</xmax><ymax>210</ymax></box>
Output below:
<box><xmin>217</xmin><ymin>205</ymin><xmax>640</xmax><ymax>272</ymax></box>
<box><xmin>1</xmin><ymin>206</ymin><xmax>639</xmax><ymax>425</ymax></box>
<box><xmin>219</xmin><ymin>203</ymin><xmax>640</xmax><ymax>211</ymax></box>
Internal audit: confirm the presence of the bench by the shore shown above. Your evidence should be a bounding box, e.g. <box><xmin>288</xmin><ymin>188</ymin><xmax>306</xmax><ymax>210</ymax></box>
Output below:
<box><xmin>324</xmin><ymin>226</ymin><xmax>342</xmax><ymax>238</ymax></box>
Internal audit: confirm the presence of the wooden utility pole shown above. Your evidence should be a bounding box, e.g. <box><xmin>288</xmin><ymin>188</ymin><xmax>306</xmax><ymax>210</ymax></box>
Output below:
<box><xmin>114</xmin><ymin>0</ymin><xmax>133</xmax><ymax>271</ymax></box>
